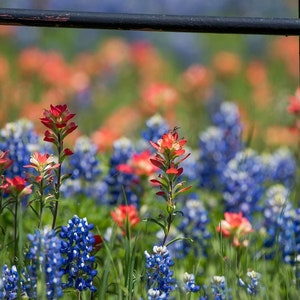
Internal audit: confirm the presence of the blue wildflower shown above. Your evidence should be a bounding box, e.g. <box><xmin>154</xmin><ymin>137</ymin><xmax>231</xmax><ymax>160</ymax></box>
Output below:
<box><xmin>141</xmin><ymin>114</ymin><xmax>169</xmax><ymax>147</ymax></box>
<box><xmin>182</xmin><ymin>272</ymin><xmax>200</xmax><ymax>293</ymax></box>
<box><xmin>222</xmin><ymin>149</ymin><xmax>266</xmax><ymax>219</ymax></box>
<box><xmin>104</xmin><ymin>137</ymin><xmax>140</xmax><ymax>207</ymax></box>
<box><xmin>238</xmin><ymin>270</ymin><xmax>262</xmax><ymax>296</ymax></box>
<box><xmin>60</xmin><ymin>136</ymin><xmax>106</xmax><ymax>200</ymax></box>
<box><xmin>198</xmin><ymin>101</ymin><xmax>243</xmax><ymax>190</ymax></box>
<box><xmin>262</xmin><ymin>184</ymin><xmax>295</xmax><ymax>263</ymax></box>
<box><xmin>264</xmin><ymin>148</ymin><xmax>296</xmax><ymax>189</ymax></box>
<box><xmin>145</xmin><ymin>245</ymin><xmax>176</xmax><ymax>299</ymax></box>
<box><xmin>59</xmin><ymin>215</ymin><xmax>97</xmax><ymax>292</ymax></box>
<box><xmin>0</xmin><ymin>119</ymin><xmax>48</xmax><ymax>178</ymax></box>
<box><xmin>0</xmin><ymin>265</ymin><xmax>23</xmax><ymax>300</ymax></box>
<box><xmin>210</xmin><ymin>275</ymin><xmax>231</xmax><ymax>300</ymax></box>
<box><xmin>25</xmin><ymin>228</ymin><xmax>63</xmax><ymax>299</ymax></box>
<box><xmin>171</xmin><ymin>194</ymin><xmax>210</xmax><ymax>258</ymax></box>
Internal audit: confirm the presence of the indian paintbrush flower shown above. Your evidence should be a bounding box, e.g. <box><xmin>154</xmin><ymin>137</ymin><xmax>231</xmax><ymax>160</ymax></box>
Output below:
<box><xmin>40</xmin><ymin>104</ymin><xmax>77</xmax><ymax>229</ymax></box>
<box><xmin>111</xmin><ymin>204</ymin><xmax>140</xmax><ymax>234</ymax></box>
<box><xmin>217</xmin><ymin>211</ymin><xmax>253</xmax><ymax>247</ymax></box>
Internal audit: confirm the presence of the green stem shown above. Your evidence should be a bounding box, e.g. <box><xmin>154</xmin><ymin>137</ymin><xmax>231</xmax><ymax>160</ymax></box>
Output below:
<box><xmin>14</xmin><ymin>196</ymin><xmax>18</xmax><ymax>266</ymax></box>
<box><xmin>51</xmin><ymin>135</ymin><xmax>62</xmax><ymax>230</ymax></box>
<box><xmin>38</xmin><ymin>180</ymin><xmax>44</xmax><ymax>229</ymax></box>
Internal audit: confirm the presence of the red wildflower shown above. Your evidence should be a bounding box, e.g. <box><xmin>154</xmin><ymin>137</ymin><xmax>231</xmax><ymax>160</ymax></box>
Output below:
<box><xmin>111</xmin><ymin>204</ymin><xmax>140</xmax><ymax>231</ymax></box>
<box><xmin>117</xmin><ymin>150</ymin><xmax>158</xmax><ymax>177</ymax></box>
<box><xmin>4</xmin><ymin>176</ymin><xmax>32</xmax><ymax>197</ymax></box>
<box><xmin>40</xmin><ymin>104</ymin><xmax>77</xmax><ymax>142</ymax></box>
<box><xmin>287</xmin><ymin>87</ymin><xmax>300</xmax><ymax>115</ymax></box>
<box><xmin>217</xmin><ymin>212</ymin><xmax>254</xmax><ymax>247</ymax></box>
<box><xmin>0</xmin><ymin>150</ymin><xmax>13</xmax><ymax>172</ymax></box>
<box><xmin>92</xmin><ymin>234</ymin><xmax>103</xmax><ymax>253</ymax></box>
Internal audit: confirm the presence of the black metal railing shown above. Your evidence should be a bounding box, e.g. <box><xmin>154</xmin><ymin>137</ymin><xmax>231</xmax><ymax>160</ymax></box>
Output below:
<box><xmin>0</xmin><ymin>8</ymin><xmax>299</xmax><ymax>36</ymax></box>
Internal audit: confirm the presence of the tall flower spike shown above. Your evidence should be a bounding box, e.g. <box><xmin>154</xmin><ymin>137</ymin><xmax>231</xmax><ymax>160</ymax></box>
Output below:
<box><xmin>40</xmin><ymin>104</ymin><xmax>77</xmax><ymax>229</ymax></box>
<box><xmin>150</xmin><ymin>128</ymin><xmax>191</xmax><ymax>211</ymax></box>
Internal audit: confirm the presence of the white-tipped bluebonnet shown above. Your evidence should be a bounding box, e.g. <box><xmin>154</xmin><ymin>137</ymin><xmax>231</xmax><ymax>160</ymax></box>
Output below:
<box><xmin>171</xmin><ymin>194</ymin><xmax>210</xmax><ymax>258</ymax></box>
<box><xmin>104</xmin><ymin>137</ymin><xmax>140</xmax><ymax>207</ymax></box>
<box><xmin>210</xmin><ymin>275</ymin><xmax>231</xmax><ymax>300</ymax></box>
<box><xmin>198</xmin><ymin>101</ymin><xmax>243</xmax><ymax>190</ymax></box>
<box><xmin>263</xmin><ymin>148</ymin><xmax>296</xmax><ymax>189</ymax></box>
<box><xmin>141</xmin><ymin>114</ymin><xmax>169</xmax><ymax>147</ymax></box>
<box><xmin>59</xmin><ymin>215</ymin><xmax>97</xmax><ymax>292</ymax></box>
<box><xmin>262</xmin><ymin>185</ymin><xmax>296</xmax><ymax>263</ymax></box>
<box><xmin>222</xmin><ymin>149</ymin><xmax>266</xmax><ymax>219</ymax></box>
<box><xmin>24</xmin><ymin>228</ymin><xmax>63</xmax><ymax>299</ymax></box>
<box><xmin>60</xmin><ymin>136</ymin><xmax>107</xmax><ymax>200</ymax></box>
<box><xmin>238</xmin><ymin>270</ymin><xmax>262</xmax><ymax>296</ymax></box>
<box><xmin>0</xmin><ymin>119</ymin><xmax>48</xmax><ymax>178</ymax></box>
<box><xmin>0</xmin><ymin>265</ymin><xmax>23</xmax><ymax>299</ymax></box>
<box><xmin>182</xmin><ymin>272</ymin><xmax>200</xmax><ymax>293</ymax></box>
<box><xmin>198</xmin><ymin>126</ymin><xmax>228</xmax><ymax>190</ymax></box>
<box><xmin>145</xmin><ymin>245</ymin><xmax>176</xmax><ymax>299</ymax></box>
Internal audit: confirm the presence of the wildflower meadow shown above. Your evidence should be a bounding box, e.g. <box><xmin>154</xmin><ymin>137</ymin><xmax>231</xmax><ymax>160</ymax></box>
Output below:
<box><xmin>1</xmin><ymin>1</ymin><xmax>300</xmax><ymax>300</ymax></box>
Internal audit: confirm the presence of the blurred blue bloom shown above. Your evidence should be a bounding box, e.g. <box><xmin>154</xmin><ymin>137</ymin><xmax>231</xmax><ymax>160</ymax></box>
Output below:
<box><xmin>263</xmin><ymin>148</ymin><xmax>297</xmax><ymax>189</ymax></box>
<box><xmin>145</xmin><ymin>245</ymin><xmax>176</xmax><ymax>299</ymax></box>
<box><xmin>0</xmin><ymin>265</ymin><xmax>23</xmax><ymax>300</ymax></box>
<box><xmin>222</xmin><ymin>149</ymin><xmax>266</xmax><ymax>219</ymax></box>
<box><xmin>0</xmin><ymin>119</ymin><xmax>46</xmax><ymax>178</ymax></box>
<box><xmin>60</xmin><ymin>136</ymin><xmax>108</xmax><ymax>200</ymax></box>
<box><xmin>140</xmin><ymin>114</ymin><xmax>169</xmax><ymax>150</ymax></box>
<box><xmin>198</xmin><ymin>101</ymin><xmax>243</xmax><ymax>190</ymax></box>
<box><xmin>104</xmin><ymin>137</ymin><xmax>140</xmax><ymax>207</ymax></box>
<box><xmin>182</xmin><ymin>272</ymin><xmax>200</xmax><ymax>293</ymax></box>
<box><xmin>25</xmin><ymin>228</ymin><xmax>63</xmax><ymax>299</ymax></box>
<box><xmin>262</xmin><ymin>184</ymin><xmax>296</xmax><ymax>264</ymax></box>
<box><xmin>170</xmin><ymin>194</ymin><xmax>210</xmax><ymax>258</ymax></box>
<box><xmin>59</xmin><ymin>215</ymin><xmax>97</xmax><ymax>292</ymax></box>
<box><xmin>210</xmin><ymin>276</ymin><xmax>231</xmax><ymax>300</ymax></box>
<box><xmin>238</xmin><ymin>270</ymin><xmax>262</xmax><ymax>296</ymax></box>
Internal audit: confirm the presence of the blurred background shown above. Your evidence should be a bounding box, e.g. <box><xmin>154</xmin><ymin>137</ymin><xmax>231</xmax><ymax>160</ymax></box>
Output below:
<box><xmin>0</xmin><ymin>0</ymin><xmax>298</xmax><ymax>151</ymax></box>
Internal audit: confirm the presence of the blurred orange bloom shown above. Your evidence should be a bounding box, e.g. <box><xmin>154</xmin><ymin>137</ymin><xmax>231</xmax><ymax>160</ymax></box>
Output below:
<box><xmin>117</xmin><ymin>150</ymin><xmax>158</xmax><ymax>177</ymax></box>
<box><xmin>217</xmin><ymin>212</ymin><xmax>253</xmax><ymax>247</ymax></box>
<box><xmin>140</xmin><ymin>82</ymin><xmax>179</xmax><ymax>115</ymax></box>
<box><xmin>212</xmin><ymin>51</ymin><xmax>241</xmax><ymax>79</ymax></box>
<box><xmin>111</xmin><ymin>205</ymin><xmax>140</xmax><ymax>232</ymax></box>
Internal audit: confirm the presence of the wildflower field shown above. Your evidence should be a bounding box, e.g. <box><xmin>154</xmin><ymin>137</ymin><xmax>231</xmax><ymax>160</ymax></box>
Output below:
<box><xmin>1</xmin><ymin>1</ymin><xmax>300</xmax><ymax>300</ymax></box>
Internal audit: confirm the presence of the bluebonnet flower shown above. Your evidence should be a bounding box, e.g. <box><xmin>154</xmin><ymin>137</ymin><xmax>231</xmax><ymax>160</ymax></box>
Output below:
<box><xmin>238</xmin><ymin>270</ymin><xmax>262</xmax><ymax>296</ymax></box>
<box><xmin>0</xmin><ymin>264</ymin><xmax>23</xmax><ymax>299</ymax></box>
<box><xmin>170</xmin><ymin>194</ymin><xmax>210</xmax><ymax>258</ymax></box>
<box><xmin>293</xmin><ymin>209</ymin><xmax>300</xmax><ymax>278</ymax></box>
<box><xmin>25</xmin><ymin>228</ymin><xmax>63</xmax><ymax>299</ymax></box>
<box><xmin>104</xmin><ymin>137</ymin><xmax>140</xmax><ymax>207</ymax></box>
<box><xmin>145</xmin><ymin>245</ymin><xmax>176</xmax><ymax>299</ymax></box>
<box><xmin>0</xmin><ymin>119</ymin><xmax>46</xmax><ymax>178</ymax></box>
<box><xmin>210</xmin><ymin>276</ymin><xmax>231</xmax><ymax>300</ymax></box>
<box><xmin>59</xmin><ymin>215</ymin><xmax>97</xmax><ymax>292</ymax></box>
<box><xmin>198</xmin><ymin>126</ymin><xmax>228</xmax><ymax>190</ymax></box>
<box><xmin>182</xmin><ymin>272</ymin><xmax>200</xmax><ymax>293</ymax></box>
<box><xmin>60</xmin><ymin>136</ymin><xmax>108</xmax><ymax>200</ymax></box>
<box><xmin>141</xmin><ymin>114</ymin><xmax>169</xmax><ymax>149</ymax></box>
<box><xmin>263</xmin><ymin>148</ymin><xmax>297</xmax><ymax>189</ymax></box>
<box><xmin>262</xmin><ymin>184</ymin><xmax>295</xmax><ymax>263</ymax></box>
<box><xmin>222</xmin><ymin>149</ymin><xmax>266</xmax><ymax>219</ymax></box>
<box><xmin>198</xmin><ymin>101</ymin><xmax>244</xmax><ymax>190</ymax></box>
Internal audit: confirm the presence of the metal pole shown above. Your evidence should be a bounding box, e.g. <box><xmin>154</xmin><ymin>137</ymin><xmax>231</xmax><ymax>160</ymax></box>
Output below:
<box><xmin>0</xmin><ymin>8</ymin><xmax>300</xmax><ymax>36</ymax></box>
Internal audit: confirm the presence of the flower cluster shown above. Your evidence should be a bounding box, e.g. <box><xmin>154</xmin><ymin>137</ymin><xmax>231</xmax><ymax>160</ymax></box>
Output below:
<box><xmin>145</xmin><ymin>245</ymin><xmax>176</xmax><ymax>299</ymax></box>
<box><xmin>0</xmin><ymin>265</ymin><xmax>22</xmax><ymax>300</ymax></box>
<box><xmin>182</xmin><ymin>272</ymin><xmax>200</xmax><ymax>293</ymax></box>
<box><xmin>25</xmin><ymin>228</ymin><xmax>64</xmax><ymax>299</ymax></box>
<box><xmin>238</xmin><ymin>270</ymin><xmax>262</xmax><ymax>296</ymax></box>
<box><xmin>59</xmin><ymin>215</ymin><xmax>97</xmax><ymax>292</ymax></box>
<box><xmin>262</xmin><ymin>184</ymin><xmax>296</xmax><ymax>263</ymax></box>
<box><xmin>150</xmin><ymin>128</ymin><xmax>191</xmax><ymax>212</ymax></box>
<box><xmin>217</xmin><ymin>211</ymin><xmax>253</xmax><ymax>247</ymax></box>
<box><xmin>111</xmin><ymin>204</ymin><xmax>140</xmax><ymax>234</ymax></box>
